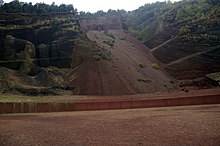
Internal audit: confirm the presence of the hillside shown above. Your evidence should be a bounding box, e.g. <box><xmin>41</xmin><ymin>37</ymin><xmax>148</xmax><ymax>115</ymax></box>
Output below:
<box><xmin>0</xmin><ymin>0</ymin><xmax>219</xmax><ymax>95</ymax></box>
<box><xmin>127</xmin><ymin>0</ymin><xmax>220</xmax><ymax>87</ymax></box>
<box><xmin>67</xmin><ymin>29</ymin><xmax>175</xmax><ymax>95</ymax></box>
<box><xmin>0</xmin><ymin>2</ymin><xmax>94</xmax><ymax>95</ymax></box>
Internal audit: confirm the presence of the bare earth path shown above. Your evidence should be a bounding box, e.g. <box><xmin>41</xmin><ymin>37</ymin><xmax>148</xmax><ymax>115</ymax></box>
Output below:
<box><xmin>1</xmin><ymin>104</ymin><xmax>220</xmax><ymax>146</ymax></box>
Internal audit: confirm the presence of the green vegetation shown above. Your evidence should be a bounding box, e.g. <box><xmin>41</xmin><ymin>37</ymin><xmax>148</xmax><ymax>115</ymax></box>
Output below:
<box><xmin>19</xmin><ymin>55</ymin><xmax>34</xmax><ymax>74</ymax></box>
<box><xmin>62</xmin><ymin>26</ymin><xmax>79</xmax><ymax>33</ymax></box>
<box><xmin>179</xmin><ymin>25</ymin><xmax>191</xmax><ymax>35</ymax></box>
<box><xmin>95</xmin><ymin>51</ymin><xmax>111</xmax><ymax>61</ymax></box>
<box><xmin>0</xmin><ymin>17</ymin><xmax>78</xmax><ymax>31</ymax></box>
<box><xmin>0</xmin><ymin>95</ymin><xmax>49</xmax><ymax>103</ymax></box>
<box><xmin>79</xmin><ymin>9</ymin><xmax>127</xmax><ymax>19</ymax></box>
<box><xmin>103</xmin><ymin>39</ymin><xmax>114</xmax><ymax>47</ymax></box>
<box><xmin>17</xmin><ymin>48</ymin><xmax>34</xmax><ymax>74</ymax></box>
<box><xmin>38</xmin><ymin>43</ymin><xmax>47</xmax><ymax>49</ymax></box>
<box><xmin>95</xmin><ymin>47</ymin><xmax>102</xmax><ymax>52</ymax></box>
<box><xmin>139</xmin><ymin>63</ymin><xmax>145</xmax><ymax>68</ymax></box>
<box><xmin>151</xmin><ymin>63</ymin><xmax>160</xmax><ymax>70</ymax></box>
<box><xmin>95</xmin><ymin>56</ymin><xmax>101</xmax><ymax>61</ymax></box>
<box><xmin>35</xmin><ymin>26</ymin><xmax>52</xmax><ymax>32</ymax></box>
<box><xmin>127</xmin><ymin>0</ymin><xmax>220</xmax><ymax>43</ymax></box>
<box><xmin>0</xmin><ymin>95</ymin><xmax>72</xmax><ymax>103</ymax></box>
<box><xmin>101</xmin><ymin>52</ymin><xmax>111</xmax><ymax>61</ymax></box>
<box><xmin>62</xmin><ymin>22</ymin><xmax>77</xmax><ymax>27</ymax></box>
<box><xmin>206</xmin><ymin>72</ymin><xmax>220</xmax><ymax>84</ymax></box>
<box><xmin>137</xmin><ymin>77</ymin><xmax>152</xmax><ymax>83</ymax></box>
<box><xmin>0</xmin><ymin>0</ymin><xmax>77</xmax><ymax>14</ymax></box>
<box><xmin>0</xmin><ymin>4</ymin><xmax>80</xmax><ymax>73</ymax></box>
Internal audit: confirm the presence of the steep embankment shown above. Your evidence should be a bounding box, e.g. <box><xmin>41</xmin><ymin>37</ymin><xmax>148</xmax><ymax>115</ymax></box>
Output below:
<box><xmin>128</xmin><ymin>0</ymin><xmax>220</xmax><ymax>88</ymax></box>
<box><xmin>0</xmin><ymin>13</ymin><xmax>80</xmax><ymax>70</ymax></box>
<box><xmin>67</xmin><ymin>30</ymin><xmax>176</xmax><ymax>95</ymax></box>
<box><xmin>0</xmin><ymin>13</ymin><xmax>88</xmax><ymax>95</ymax></box>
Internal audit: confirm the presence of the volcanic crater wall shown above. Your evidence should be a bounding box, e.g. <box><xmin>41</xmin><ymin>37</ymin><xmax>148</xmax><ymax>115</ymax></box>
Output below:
<box><xmin>79</xmin><ymin>16</ymin><xmax>127</xmax><ymax>32</ymax></box>
<box><xmin>0</xmin><ymin>13</ymin><xmax>80</xmax><ymax>70</ymax></box>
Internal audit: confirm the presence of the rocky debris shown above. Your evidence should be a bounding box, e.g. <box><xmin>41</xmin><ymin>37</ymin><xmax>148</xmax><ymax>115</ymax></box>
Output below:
<box><xmin>2</xmin><ymin>35</ymin><xmax>35</xmax><ymax>61</ymax></box>
<box><xmin>0</xmin><ymin>35</ymin><xmax>36</xmax><ymax>74</ymax></box>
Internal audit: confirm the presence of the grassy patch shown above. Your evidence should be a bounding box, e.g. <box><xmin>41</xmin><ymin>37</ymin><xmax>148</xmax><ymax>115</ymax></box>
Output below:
<box><xmin>0</xmin><ymin>94</ymin><xmax>71</xmax><ymax>103</ymax></box>
<box><xmin>103</xmin><ymin>39</ymin><xmax>114</xmax><ymax>46</ymax></box>
<box><xmin>137</xmin><ymin>77</ymin><xmax>152</xmax><ymax>83</ymax></box>
<box><xmin>101</xmin><ymin>52</ymin><xmax>111</xmax><ymax>61</ymax></box>
<box><xmin>35</xmin><ymin>26</ymin><xmax>52</xmax><ymax>32</ymax></box>
<box><xmin>139</xmin><ymin>63</ymin><xmax>145</xmax><ymax>68</ymax></box>
<box><xmin>151</xmin><ymin>63</ymin><xmax>160</xmax><ymax>70</ymax></box>
<box><xmin>206</xmin><ymin>72</ymin><xmax>220</xmax><ymax>82</ymax></box>
<box><xmin>61</xmin><ymin>26</ymin><xmax>79</xmax><ymax>33</ymax></box>
<box><xmin>39</xmin><ymin>43</ymin><xmax>47</xmax><ymax>49</ymax></box>
<box><xmin>95</xmin><ymin>55</ymin><xmax>101</xmax><ymax>61</ymax></box>
<box><xmin>95</xmin><ymin>51</ymin><xmax>111</xmax><ymax>61</ymax></box>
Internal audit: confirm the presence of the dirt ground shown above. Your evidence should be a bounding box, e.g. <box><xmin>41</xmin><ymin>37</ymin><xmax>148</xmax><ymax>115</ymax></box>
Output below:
<box><xmin>0</xmin><ymin>104</ymin><xmax>220</xmax><ymax>146</ymax></box>
<box><xmin>67</xmin><ymin>30</ymin><xmax>176</xmax><ymax>95</ymax></box>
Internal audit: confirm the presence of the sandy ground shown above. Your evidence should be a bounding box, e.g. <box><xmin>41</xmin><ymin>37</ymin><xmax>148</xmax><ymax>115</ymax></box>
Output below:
<box><xmin>0</xmin><ymin>104</ymin><xmax>220</xmax><ymax>146</ymax></box>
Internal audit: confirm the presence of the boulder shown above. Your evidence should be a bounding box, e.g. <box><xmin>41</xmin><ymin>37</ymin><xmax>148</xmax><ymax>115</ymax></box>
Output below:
<box><xmin>0</xmin><ymin>35</ymin><xmax>35</xmax><ymax>71</ymax></box>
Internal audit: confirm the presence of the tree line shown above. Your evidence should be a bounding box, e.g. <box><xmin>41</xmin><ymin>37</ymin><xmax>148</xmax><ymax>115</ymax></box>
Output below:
<box><xmin>0</xmin><ymin>0</ymin><xmax>77</xmax><ymax>14</ymax></box>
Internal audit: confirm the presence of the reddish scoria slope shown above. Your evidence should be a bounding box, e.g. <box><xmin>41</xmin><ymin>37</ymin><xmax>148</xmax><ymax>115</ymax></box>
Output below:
<box><xmin>67</xmin><ymin>30</ymin><xmax>176</xmax><ymax>95</ymax></box>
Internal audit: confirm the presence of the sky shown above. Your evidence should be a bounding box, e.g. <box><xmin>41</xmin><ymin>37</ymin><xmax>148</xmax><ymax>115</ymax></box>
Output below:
<box><xmin>4</xmin><ymin>0</ymin><xmax>179</xmax><ymax>13</ymax></box>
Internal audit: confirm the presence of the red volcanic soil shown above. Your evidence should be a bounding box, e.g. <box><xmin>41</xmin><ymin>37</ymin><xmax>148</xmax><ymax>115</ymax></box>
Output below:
<box><xmin>0</xmin><ymin>104</ymin><xmax>220</xmax><ymax>146</ymax></box>
<box><xmin>67</xmin><ymin>30</ymin><xmax>176</xmax><ymax>95</ymax></box>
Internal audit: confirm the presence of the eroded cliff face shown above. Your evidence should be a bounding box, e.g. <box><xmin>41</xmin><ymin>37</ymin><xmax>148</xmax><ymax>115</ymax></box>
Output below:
<box><xmin>127</xmin><ymin>1</ymin><xmax>220</xmax><ymax>89</ymax></box>
<box><xmin>2</xmin><ymin>35</ymin><xmax>35</xmax><ymax>60</ymax></box>
<box><xmin>0</xmin><ymin>13</ymin><xmax>80</xmax><ymax>70</ymax></box>
<box><xmin>0</xmin><ymin>35</ymin><xmax>35</xmax><ymax>73</ymax></box>
<box><xmin>0</xmin><ymin>15</ymin><xmax>127</xmax><ymax>72</ymax></box>
<box><xmin>79</xmin><ymin>16</ymin><xmax>127</xmax><ymax>32</ymax></box>
<box><xmin>0</xmin><ymin>12</ymin><xmax>104</xmax><ymax>95</ymax></box>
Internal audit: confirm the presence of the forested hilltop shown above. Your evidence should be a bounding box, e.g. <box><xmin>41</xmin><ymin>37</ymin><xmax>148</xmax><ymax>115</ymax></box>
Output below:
<box><xmin>0</xmin><ymin>0</ymin><xmax>77</xmax><ymax>14</ymax></box>
<box><xmin>127</xmin><ymin>0</ymin><xmax>220</xmax><ymax>43</ymax></box>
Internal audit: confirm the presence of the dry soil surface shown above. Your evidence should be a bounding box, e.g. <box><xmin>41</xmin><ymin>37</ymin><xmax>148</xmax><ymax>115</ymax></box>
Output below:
<box><xmin>67</xmin><ymin>30</ymin><xmax>175</xmax><ymax>95</ymax></box>
<box><xmin>0</xmin><ymin>104</ymin><xmax>220</xmax><ymax>146</ymax></box>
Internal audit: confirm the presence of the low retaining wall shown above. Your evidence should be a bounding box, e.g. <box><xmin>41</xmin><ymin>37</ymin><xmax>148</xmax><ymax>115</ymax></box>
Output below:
<box><xmin>0</xmin><ymin>95</ymin><xmax>220</xmax><ymax>114</ymax></box>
